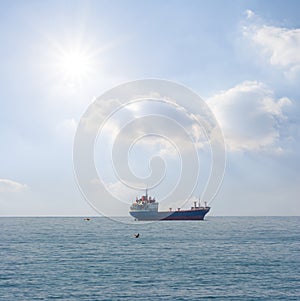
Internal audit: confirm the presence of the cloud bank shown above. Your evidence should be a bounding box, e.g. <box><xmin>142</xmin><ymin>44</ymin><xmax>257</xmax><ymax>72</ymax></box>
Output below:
<box><xmin>243</xmin><ymin>10</ymin><xmax>300</xmax><ymax>78</ymax></box>
<box><xmin>0</xmin><ymin>179</ymin><xmax>29</xmax><ymax>193</ymax></box>
<box><xmin>207</xmin><ymin>81</ymin><xmax>292</xmax><ymax>152</ymax></box>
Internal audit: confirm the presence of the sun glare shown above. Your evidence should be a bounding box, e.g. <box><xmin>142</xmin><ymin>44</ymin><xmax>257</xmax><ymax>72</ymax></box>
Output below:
<box><xmin>56</xmin><ymin>48</ymin><xmax>94</xmax><ymax>86</ymax></box>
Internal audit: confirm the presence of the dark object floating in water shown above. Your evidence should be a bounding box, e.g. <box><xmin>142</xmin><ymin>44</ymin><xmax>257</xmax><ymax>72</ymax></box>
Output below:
<box><xmin>84</xmin><ymin>218</ymin><xmax>91</xmax><ymax>221</ymax></box>
<box><xmin>134</xmin><ymin>233</ymin><xmax>140</xmax><ymax>238</ymax></box>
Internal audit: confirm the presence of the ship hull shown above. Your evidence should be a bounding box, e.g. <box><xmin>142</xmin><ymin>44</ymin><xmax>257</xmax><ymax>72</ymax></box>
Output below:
<box><xmin>129</xmin><ymin>208</ymin><xmax>210</xmax><ymax>221</ymax></box>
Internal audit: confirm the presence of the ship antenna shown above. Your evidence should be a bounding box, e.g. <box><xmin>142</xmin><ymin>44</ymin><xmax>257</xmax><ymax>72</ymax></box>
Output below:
<box><xmin>146</xmin><ymin>187</ymin><xmax>148</xmax><ymax>199</ymax></box>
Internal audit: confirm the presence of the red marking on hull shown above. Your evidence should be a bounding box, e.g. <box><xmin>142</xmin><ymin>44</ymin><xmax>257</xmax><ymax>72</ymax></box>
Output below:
<box><xmin>162</xmin><ymin>216</ymin><xmax>205</xmax><ymax>220</ymax></box>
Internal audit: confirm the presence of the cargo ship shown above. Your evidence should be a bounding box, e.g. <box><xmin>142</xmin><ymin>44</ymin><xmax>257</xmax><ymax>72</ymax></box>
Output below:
<box><xmin>129</xmin><ymin>190</ymin><xmax>210</xmax><ymax>221</ymax></box>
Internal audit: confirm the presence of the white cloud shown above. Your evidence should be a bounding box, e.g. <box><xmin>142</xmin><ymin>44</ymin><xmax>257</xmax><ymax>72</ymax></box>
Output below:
<box><xmin>207</xmin><ymin>81</ymin><xmax>292</xmax><ymax>152</ymax></box>
<box><xmin>245</xmin><ymin>9</ymin><xmax>255</xmax><ymax>19</ymax></box>
<box><xmin>243</xmin><ymin>12</ymin><xmax>300</xmax><ymax>77</ymax></box>
<box><xmin>106</xmin><ymin>181</ymin><xmax>138</xmax><ymax>204</ymax></box>
<box><xmin>56</xmin><ymin>118</ymin><xmax>77</xmax><ymax>134</ymax></box>
<box><xmin>0</xmin><ymin>179</ymin><xmax>29</xmax><ymax>193</ymax></box>
<box><xmin>91</xmin><ymin>178</ymin><xmax>139</xmax><ymax>204</ymax></box>
<box><xmin>97</xmin><ymin>99</ymin><xmax>209</xmax><ymax>157</ymax></box>
<box><xmin>81</xmin><ymin>97</ymin><xmax>123</xmax><ymax>133</ymax></box>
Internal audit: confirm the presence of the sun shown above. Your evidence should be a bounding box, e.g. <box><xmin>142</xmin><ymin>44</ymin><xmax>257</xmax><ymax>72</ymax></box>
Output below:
<box><xmin>51</xmin><ymin>43</ymin><xmax>96</xmax><ymax>88</ymax></box>
<box><xmin>55</xmin><ymin>47</ymin><xmax>94</xmax><ymax>86</ymax></box>
<box><xmin>47</xmin><ymin>36</ymin><xmax>101</xmax><ymax>89</ymax></box>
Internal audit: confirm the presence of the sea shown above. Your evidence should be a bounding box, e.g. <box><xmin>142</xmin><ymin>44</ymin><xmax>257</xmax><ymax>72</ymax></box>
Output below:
<box><xmin>0</xmin><ymin>217</ymin><xmax>299</xmax><ymax>300</ymax></box>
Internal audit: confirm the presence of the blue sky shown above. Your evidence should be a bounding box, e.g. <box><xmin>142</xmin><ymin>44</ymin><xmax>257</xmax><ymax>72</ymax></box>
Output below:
<box><xmin>0</xmin><ymin>0</ymin><xmax>299</xmax><ymax>216</ymax></box>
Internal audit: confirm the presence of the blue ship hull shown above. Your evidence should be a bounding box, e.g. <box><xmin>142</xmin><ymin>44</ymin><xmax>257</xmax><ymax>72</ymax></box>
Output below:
<box><xmin>130</xmin><ymin>207</ymin><xmax>210</xmax><ymax>221</ymax></box>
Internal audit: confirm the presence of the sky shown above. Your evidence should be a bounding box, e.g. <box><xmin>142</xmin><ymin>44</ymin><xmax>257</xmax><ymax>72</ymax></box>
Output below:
<box><xmin>0</xmin><ymin>0</ymin><xmax>300</xmax><ymax>216</ymax></box>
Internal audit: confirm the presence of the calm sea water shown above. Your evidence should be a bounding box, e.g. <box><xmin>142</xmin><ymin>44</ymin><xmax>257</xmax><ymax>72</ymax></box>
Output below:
<box><xmin>0</xmin><ymin>217</ymin><xmax>299</xmax><ymax>300</ymax></box>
